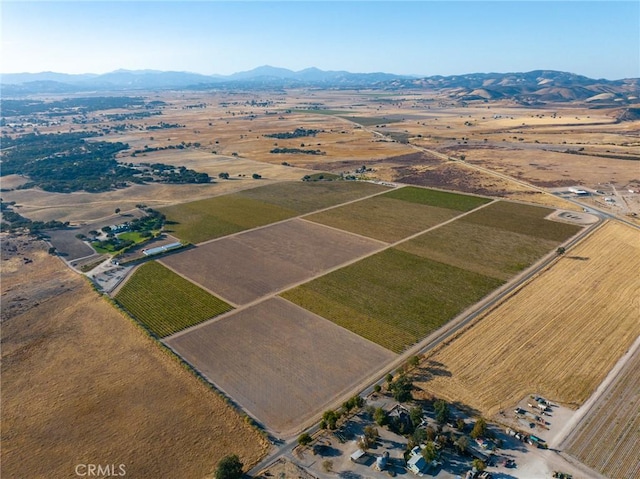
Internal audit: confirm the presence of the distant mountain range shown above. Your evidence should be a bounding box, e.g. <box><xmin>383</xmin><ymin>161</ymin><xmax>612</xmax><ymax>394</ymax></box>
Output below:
<box><xmin>2</xmin><ymin>66</ymin><xmax>638</xmax><ymax>103</ymax></box>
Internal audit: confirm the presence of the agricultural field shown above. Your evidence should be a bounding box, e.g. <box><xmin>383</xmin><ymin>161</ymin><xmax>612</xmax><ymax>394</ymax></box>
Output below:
<box><xmin>382</xmin><ymin>185</ymin><xmax>492</xmax><ymax>211</ymax></box>
<box><xmin>165</xmin><ymin>297</ymin><xmax>395</xmax><ymax>435</ymax></box>
<box><xmin>459</xmin><ymin>200</ymin><xmax>583</xmax><ymax>242</ymax></box>
<box><xmin>305</xmin><ymin>195</ymin><xmax>463</xmax><ymax>243</ymax></box>
<box><xmin>304</xmin><ymin>186</ymin><xmax>490</xmax><ymax>243</ymax></box>
<box><xmin>235</xmin><ymin>179</ymin><xmax>388</xmax><ymax>214</ymax></box>
<box><xmin>412</xmin><ymin>221</ymin><xmax>640</xmax><ymax>417</ymax></box>
<box><xmin>114</xmin><ymin>261</ymin><xmax>233</xmax><ymax>337</ymax></box>
<box><xmin>1</xmin><ymin>236</ymin><xmax>268</xmax><ymax>478</ymax></box>
<box><xmin>160</xmin><ymin>180</ymin><xmax>390</xmax><ymax>244</ymax></box>
<box><xmin>160</xmin><ymin>218</ymin><xmax>385</xmax><ymax>305</ymax></box>
<box><xmin>564</xmin><ymin>345</ymin><xmax>640</xmax><ymax>479</ymax></box>
<box><xmin>160</xmin><ymin>194</ymin><xmax>297</xmax><ymax>244</ymax></box>
<box><xmin>281</xmin><ymin>248</ymin><xmax>503</xmax><ymax>353</ymax></box>
<box><xmin>396</xmin><ymin>213</ymin><xmax>564</xmax><ymax>280</ymax></box>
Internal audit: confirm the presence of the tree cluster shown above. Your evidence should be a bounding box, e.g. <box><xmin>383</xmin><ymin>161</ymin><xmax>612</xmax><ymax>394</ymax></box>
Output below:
<box><xmin>388</xmin><ymin>374</ymin><xmax>413</xmax><ymax>402</ymax></box>
<box><xmin>269</xmin><ymin>147</ymin><xmax>325</xmax><ymax>155</ymax></box>
<box><xmin>264</xmin><ymin>128</ymin><xmax>321</xmax><ymax>139</ymax></box>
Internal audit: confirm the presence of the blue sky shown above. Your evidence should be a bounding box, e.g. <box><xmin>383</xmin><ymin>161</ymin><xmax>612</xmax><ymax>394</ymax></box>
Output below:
<box><xmin>2</xmin><ymin>1</ymin><xmax>638</xmax><ymax>79</ymax></box>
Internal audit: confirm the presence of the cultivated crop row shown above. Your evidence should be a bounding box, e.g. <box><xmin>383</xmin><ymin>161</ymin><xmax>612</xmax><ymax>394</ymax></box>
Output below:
<box><xmin>396</xmin><ymin>220</ymin><xmax>559</xmax><ymax>280</ymax></box>
<box><xmin>282</xmin><ymin>248</ymin><xmax>502</xmax><ymax>353</ymax></box>
<box><xmin>237</xmin><ymin>180</ymin><xmax>388</xmax><ymax>214</ymax></box>
<box><xmin>413</xmin><ymin>222</ymin><xmax>640</xmax><ymax>418</ymax></box>
<box><xmin>381</xmin><ymin>185</ymin><xmax>491</xmax><ymax>211</ymax></box>
<box><xmin>460</xmin><ymin>200</ymin><xmax>582</xmax><ymax>241</ymax></box>
<box><xmin>160</xmin><ymin>195</ymin><xmax>296</xmax><ymax>244</ymax></box>
<box><xmin>565</xmin><ymin>347</ymin><xmax>640</xmax><ymax>479</ymax></box>
<box><xmin>115</xmin><ymin>261</ymin><xmax>233</xmax><ymax>337</ymax></box>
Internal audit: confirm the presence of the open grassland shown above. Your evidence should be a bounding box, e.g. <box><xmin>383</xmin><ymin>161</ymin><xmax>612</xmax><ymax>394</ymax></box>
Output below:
<box><xmin>413</xmin><ymin>221</ymin><xmax>640</xmax><ymax>416</ymax></box>
<box><xmin>396</xmin><ymin>220</ymin><xmax>561</xmax><ymax>281</ymax></box>
<box><xmin>115</xmin><ymin>261</ymin><xmax>233</xmax><ymax>337</ymax></box>
<box><xmin>306</xmin><ymin>196</ymin><xmax>462</xmax><ymax>243</ymax></box>
<box><xmin>166</xmin><ymin>297</ymin><xmax>395</xmax><ymax>435</ymax></box>
<box><xmin>281</xmin><ymin>248</ymin><xmax>503</xmax><ymax>353</ymax></box>
<box><xmin>161</xmin><ymin>219</ymin><xmax>384</xmax><ymax>305</ymax></box>
<box><xmin>236</xmin><ymin>180</ymin><xmax>388</xmax><ymax>213</ymax></box>
<box><xmin>460</xmin><ymin>200</ymin><xmax>582</xmax><ymax>241</ymax></box>
<box><xmin>382</xmin><ymin>185</ymin><xmax>491</xmax><ymax>211</ymax></box>
<box><xmin>1</xmin><ymin>237</ymin><xmax>267</xmax><ymax>479</ymax></box>
<box><xmin>565</xmin><ymin>346</ymin><xmax>640</xmax><ymax>479</ymax></box>
<box><xmin>160</xmin><ymin>194</ymin><xmax>297</xmax><ymax>244</ymax></box>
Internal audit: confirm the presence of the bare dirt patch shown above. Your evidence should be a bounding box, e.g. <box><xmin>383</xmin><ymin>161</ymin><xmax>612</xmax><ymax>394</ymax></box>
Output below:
<box><xmin>165</xmin><ymin>297</ymin><xmax>396</xmax><ymax>436</ymax></box>
<box><xmin>161</xmin><ymin>218</ymin><xmax>385</xmax><ymax>305</ymax></box>
<box><xmin>1</xmin><ymin>236</ymin><xmax>268</xmax><ymax>478</ymax></box>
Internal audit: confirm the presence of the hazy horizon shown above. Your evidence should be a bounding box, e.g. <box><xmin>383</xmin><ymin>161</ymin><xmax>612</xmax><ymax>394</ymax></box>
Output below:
<box><xmin>2</xmin><ymin>1</ymin><xmax>638</xmax><ymax>80</ymax></box>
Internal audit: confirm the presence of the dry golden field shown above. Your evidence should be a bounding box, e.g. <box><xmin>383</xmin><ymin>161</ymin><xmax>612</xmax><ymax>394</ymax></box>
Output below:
<box><xmin>1</xmin><ymin>235</ymin><xmax>268</xmax><ymax>478</ymax></box>
<box><xmin>564</xmin><ymin>345</ymin><xmax>640</xmax><ymax>479</ymax></box>
<box><xmin>413</xmin><ymin>221</ymin><xmax>640</xmax><ymax>416</ymax></box>
<box><xmin>4</xmin><ymin>90</ymin><xmax>636</xmax><ymax>224</ymax></box>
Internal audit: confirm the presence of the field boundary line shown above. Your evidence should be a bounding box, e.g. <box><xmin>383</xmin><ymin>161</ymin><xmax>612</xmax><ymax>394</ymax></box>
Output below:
<box><xmin>555</xmin><ymin>333</ymin><xmax>640</xmax><ymax>450</ymax></box>
<box><xmin>155</xmin><ymin>260</ymin><xmax>240</xmax><ymax>308</ymax></box>
<box><xmin>192</xmin><ymin>182</ymin><xmax>397</xmax><ymax>248</ymax></box>
<box><xmin>163</xmin><ymin>199</ymin><xmax>499</xmax><ymax>342</ymax></box>
<box><xmin>417</xmin><ymin>219</ymin><xmax>606</xmax><ymax>359</ymax></box>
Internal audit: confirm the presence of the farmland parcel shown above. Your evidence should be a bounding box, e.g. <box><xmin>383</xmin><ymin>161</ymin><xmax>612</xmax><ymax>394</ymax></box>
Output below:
<box><xmin>412</xmin><ymin>221</ymin><xmax>640</xmax><ymax>418</ymax></box>
<box><xmin>282</xmin><ymin>248</ymin><xmax>504</xmax><ymax>353</ymax></box>
<box><xmin>114</xmin><ymin>261</ymin><xmax>233</xmax><ymax>337</ymax></box>
<box><xmin>160</xmin><ymin>218</ymin><xmax>385</xmax><ymax>305</ymax></box>
<box><xmin>160</xmin><ymin>180</ymin><xmax>389</xmax><ymax>244</ymax></box>
<box><xmin>305</xmin><ymin>186</ymin><xmax>490</xmax><ymax>242</ymax></box>
<box><xmin>165</xmin><ymin>297</ymin><xmax>395</xmax><ymax>435</ymax></box>
<box><xmin>565</xmin><ymin>344</ymin><xmax>640</xmax><ymax>479</ymax></box>
<box><xmin>283</xmin><ymin>199</ymin><xmax>580</xmax><ymax>353</ymax></box>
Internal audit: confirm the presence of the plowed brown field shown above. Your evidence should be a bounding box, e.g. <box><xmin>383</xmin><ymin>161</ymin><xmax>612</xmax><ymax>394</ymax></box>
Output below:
<box><xmin>414</xmin><ymin>221</ymin><xmax>640</xmax><ymax>416</ymax></box>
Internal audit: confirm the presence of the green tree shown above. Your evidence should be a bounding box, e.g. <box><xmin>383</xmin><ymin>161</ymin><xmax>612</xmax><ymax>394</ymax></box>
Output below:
<box><xmin>389</xmin><ymin>374</ymin><xmax>413</xmax><ymax>402</ymax></box>
<box><xmin>298</xmin><ymin>433</ymin><xmax>312</xmax><ymax>446</ymax></box>
<box><xmin>412</xmin><ymin>427</ymin><xmax>427</xmax><ymax>446</ymax></box>
<box><xmin>421</xmin><ymin>442</ymin><xmax>438</xmax><ymax>462</ymax></box>
<box><xmin>456</xmin><ymin>418</ymin><xmax>466</xmax><ymax>431</ymax></box>
<box><xmin>557</xmin><ymin>246</ymin><xmax>566</xmax><ymax>255</ymax></box>
<box><xmin>373</xmin><ymin>384</ymin><xmax>381</xmax><ymax>393</ymax></box>
<box><xmin>215</xmin><ymin>455</ymin><xmax>243</xmax><ymax>479</ymax></box>
<box><xmin>408</xmin><ymin>355</ymin><xmax>420</xmax><ymax>368</ymax></box>
<box><xmin>115</xmin><ymin>208</ymin><xmax>121</xmax><ymax>214</ymax></box>
<box><xmin>434</xmin><ymin>400</ymin><xmax>450</xmax><ymax>424</ymax></box>
<box><xmin>322</xmin><ymin>410</ymin><xmax>339</xmax><ymax>430</ymax></box>
<box><xmin>455</xmin><ymin>436</ymin><xmax>469</xmax><ymax>454</ymax></box>
<box><xmin>472</xmin><ymin>459</ymin><xmax>486</xmax><ymax>472</ymax></box>
<box><xmin>373</xmin><ymin>407</ymin><xmax>387</xmax><ymax>426</ymax></box>
<box><xmin>252</xmin><ymin>173</ymin><xmax>262</xmax><ymax>179</ymax></box>
<box><xmin>470</xmin><ymin>418</ymin><xmax>487</xmax><ymax>440</ymax></box>
<box><xmin>410</xmin><ymin>406</ymin><xmax>423</xmax><ymax>427</ymax></box>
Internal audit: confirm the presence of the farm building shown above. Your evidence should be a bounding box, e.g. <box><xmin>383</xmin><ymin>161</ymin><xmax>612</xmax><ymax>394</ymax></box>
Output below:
<box><xmin>350</xmin><ymin>448</ymin><xmax>366</xmax><ymax>464</ymax></box>
<box><xmin>569</xmin><ymin>188</ymin><xmax>589</xmax><ymax>196</ymax></box>
<box><xmin>407</xmin><ymin>446</ymin><xmax>427</xmax><ymax>475</ymax></box>
<box><xmin>142</xmin><ymin>242</ymin><xmax>182</xmax><ymax>256</ymax></box>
